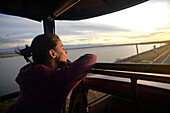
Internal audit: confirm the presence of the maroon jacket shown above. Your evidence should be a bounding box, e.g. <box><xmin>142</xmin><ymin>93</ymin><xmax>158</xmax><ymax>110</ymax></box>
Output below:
<box><xmin>5</xmin><ymin>54</ymin><xmax>97</xmax><ymax>113</ymax></box>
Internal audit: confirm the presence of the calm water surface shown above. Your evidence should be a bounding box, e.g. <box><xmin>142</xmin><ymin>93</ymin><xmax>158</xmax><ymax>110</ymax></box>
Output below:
<box><xmin>0</xmin><ymin>44</ymin><xmax>169</xmax><ymax>96</ymax></box>
<box><xmin>0</xmin><ymin>57</ymin><xmax>26</xmax><ymax>96</ymax></box>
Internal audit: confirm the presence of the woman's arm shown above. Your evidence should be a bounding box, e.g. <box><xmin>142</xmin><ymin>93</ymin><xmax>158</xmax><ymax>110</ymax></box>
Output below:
<box><xmin>48</xmin><ymin>54</ymin><xmax>97</xmax><ymax>89</ymax></box>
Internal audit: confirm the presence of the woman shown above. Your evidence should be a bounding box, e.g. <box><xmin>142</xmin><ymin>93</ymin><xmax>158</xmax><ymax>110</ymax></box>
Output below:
<box><xmin>5</xmin><ymin>34</ymin><xmax>97</xmax><ymax>113</ymax></box>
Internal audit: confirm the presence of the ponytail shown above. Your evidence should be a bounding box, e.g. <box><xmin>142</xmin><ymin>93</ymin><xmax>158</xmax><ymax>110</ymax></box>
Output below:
<box><xmin>15</xmin><ymin>45</ymin><xmax>32</xmax><ymax>63</ymax></box>
<box><xmin>16</xmin><ymin>34</ymin><xmax>59</xmax><ymax>64</ymax></box>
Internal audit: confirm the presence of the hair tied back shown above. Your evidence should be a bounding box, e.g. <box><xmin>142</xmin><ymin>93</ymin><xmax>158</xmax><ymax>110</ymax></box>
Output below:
<box><xmin>15</xmin><ymin>45</ymin><xmax>32</xmax><ymax>63</ymax></box>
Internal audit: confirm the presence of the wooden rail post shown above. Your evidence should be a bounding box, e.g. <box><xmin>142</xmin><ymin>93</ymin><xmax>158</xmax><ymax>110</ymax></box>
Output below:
<box><xmin>131</xmin><ymin>76</ymin><xmax>138</xmax><ymax>113</ymax></box>
<box><xmin>81</xmin><ymin>78</ymin><xmax>88</xmax><ymax>113</ymax></box>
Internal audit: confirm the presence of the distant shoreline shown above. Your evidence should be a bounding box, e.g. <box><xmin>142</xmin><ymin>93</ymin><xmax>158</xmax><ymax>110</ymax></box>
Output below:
<box><xmin>0</xmin><ymin>41</ymin><xmax>169</xmax><ymax>58</ymax></box>
<box><xmin>0</xmin><ymin>54</ymin><xmax>20</xmax><ymax>58</ymax></box>
<box><xmin>66</xmin><ymin>40</ymin><xmax>170</xmax><ymax>50</ymax></box>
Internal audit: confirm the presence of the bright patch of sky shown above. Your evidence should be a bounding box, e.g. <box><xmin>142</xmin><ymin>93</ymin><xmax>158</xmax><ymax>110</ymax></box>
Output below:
<box><xmin>0</xmin><ymin>0</ymin><xmax>170</xmax><ymax>49</ymax></box>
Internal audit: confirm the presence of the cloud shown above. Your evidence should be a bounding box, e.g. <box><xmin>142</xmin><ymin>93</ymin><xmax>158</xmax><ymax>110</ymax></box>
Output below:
<box><xmin>0</xmin><ymin>0</ymin><xmax>170</xmax><ymax>49</ymax></box>
<box><xmin>62</xmin><ymin>40</ymin><xmax>75</xmax><ymax>44</ymax></box>
<box><xmin>0</xmin><ymin>14</ymin><xmax>41</xmax><ymax>26</ymax></box>
<box><xmin>55</xmin><ymin>21</ymin><xmax>131</xmax><ymax>45</ymax></box>
<box><xmin>62</xmin><ymin>38</ymin><xmax>92</xmax><ymax>44</ymax></box>
<box><xmin>0</xmin><ymin>14</ymin><xmax>130</xmax><ymax>38</ymax></box>
<box><xmin>150</xmin><ymin>0</ymin><xmax>170</xmax><ymax>4</ymax></box>
<box><xmin>56</xmin><ymin>21</ymin><xmax>130</xmax><ymax>36</ymax></box>
<box><xmin>103</xmin><ymin>39</ymin><xmax>111</xmax><ymax>41</ymax></box>
<box><xmin>155</xmin><ymin>26</ymin><xmax>170</xmax><ymax>32</ymax></box>
<box><xmin>0</xmin><ymin>14</ymin><xmax>42</xmax><ymax>34</ymax></box>
<box><xmin>0</xmin><ymin>38</ymin><xmax>26</xmax><ymax>44</ymax></box>
<box><xmin>0</xmin><ymin>33</ymin><xmax>33</xmax><ymax>44</ymax></box>
<box><xmin>56</xmin><ymin>30</ymin><xmax>84</xmax><ymax>36</ymax></box>
<box><xmin>76</xmin><ymin>38</ymin><xmax>89</xmax><ymax>41</ymax></box>
<box><xmin>6</xmin><ymin>33</ymin><xmax>34</xmax><ymax>39</ymax></box>
<box><xmin>125</xmin><ymin>32</ymin><xmax>166</xmax><ymax>39</ymax></box>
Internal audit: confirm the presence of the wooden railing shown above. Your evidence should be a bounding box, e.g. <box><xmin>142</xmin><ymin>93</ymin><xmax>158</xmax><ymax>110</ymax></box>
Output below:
<box><xmin>93</xmin><ymin>63</ymin><xmax>170</xmax><ymax>74</ymax></box>
<box><xmin>69</xmin><ymin>63</ymin><xmax>170</xmax><ymax>113</ymax></box>
<box><xmin>1</xmin><ymin>63</ymin><xmax>170</xmax><ymax>113</ymax></box>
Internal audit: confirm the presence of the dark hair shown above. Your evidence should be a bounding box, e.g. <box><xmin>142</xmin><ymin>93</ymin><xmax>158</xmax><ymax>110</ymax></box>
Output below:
<box><xmin>16</xmin><ymin>34</ymin><xmax>60</xmax><ymax>64</ymax></box>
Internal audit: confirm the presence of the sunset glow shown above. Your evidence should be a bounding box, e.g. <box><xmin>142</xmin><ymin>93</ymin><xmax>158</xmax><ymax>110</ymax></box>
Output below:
<box><xmin>88</xmin><ymin>1</ymin><xmax>170</xmax><ymax>32</ymax></box>
<box><xmin>0</xmin><ymin>0</ymin><xmax>170</xmax><ymax>49</ymax></box>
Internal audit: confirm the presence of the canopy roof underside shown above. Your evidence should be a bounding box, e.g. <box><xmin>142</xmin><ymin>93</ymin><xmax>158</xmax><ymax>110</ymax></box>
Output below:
<box><xmin>0</xmin><ymin>0</ymin><xmax>148</xmax><ymax>22</ymax></box>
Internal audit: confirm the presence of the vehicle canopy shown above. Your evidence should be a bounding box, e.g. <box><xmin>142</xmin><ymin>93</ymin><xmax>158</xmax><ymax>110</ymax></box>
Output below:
<box><xmin>0</xmin><ymin>0</ymin><xmax>148</xmax><ymax>22</ymax></box>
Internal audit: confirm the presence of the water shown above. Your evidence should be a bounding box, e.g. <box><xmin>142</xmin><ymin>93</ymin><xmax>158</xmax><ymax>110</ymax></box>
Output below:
<box><xmin>0</xmin><ymin>57</ymin><xmax>27</xmax><ymax>96</ymax></box>
<box><xmin>67</xmin><ymin>46</ymin><xmax>136</xmax><ymax>62</ymax></box>
<box><xmin>0</xmin><ymin>43</ymin><xmax>168</xmax><ymax>96</ymax></box>
<box><xmin>67</xmin><ymin>43</ymin><xmax>164</xmax><ymax>62</ymax></box>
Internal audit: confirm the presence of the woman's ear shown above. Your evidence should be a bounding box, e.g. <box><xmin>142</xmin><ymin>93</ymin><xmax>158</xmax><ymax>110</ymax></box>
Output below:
<box><xmin>49</xmin><ymin>49</ymin><xmax>57</xmax><ymax>58</ymax></box>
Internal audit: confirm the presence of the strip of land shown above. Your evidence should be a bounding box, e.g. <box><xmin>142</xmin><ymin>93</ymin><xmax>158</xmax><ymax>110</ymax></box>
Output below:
<box><xmin>154</xmin><ymin>50</ymin><xmax>170</xmax><ymax>64</ymax></box>
<box><xmin>116</xmin><ymin>44</ymin><xmax>170</xmax><ymax>64</ymax></box>
<box><xmin>0</xmin><ymin>54</ymin><xmax>20</xmax><ymax>58</ymax></box>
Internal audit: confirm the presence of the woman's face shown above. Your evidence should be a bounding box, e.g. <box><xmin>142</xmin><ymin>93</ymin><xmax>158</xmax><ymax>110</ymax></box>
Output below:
<box><xmin>54</xmin><ymin>39</ymin><xmax>68</xmax><ymax>62</ymax></box>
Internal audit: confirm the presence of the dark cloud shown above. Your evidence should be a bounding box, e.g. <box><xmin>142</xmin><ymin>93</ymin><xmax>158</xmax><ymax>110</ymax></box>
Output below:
<box><xmin>103</xmin><ymin>39</ymin><xmax>111</xmax><ymax>41</ymax></box>
<box><xmin>0</xmin><ymin>37</ymin><xmax>15</xmax><ymax>43</ymax></box>
<box><xmin>0</xmin><ymin>33</ymin><xmax>32</xmax><ymax>44</ymax></box>
<box><xmin>0</xmin><ymin>37</ymin><xmax>26</xmax><ymax>44</ymax></box>
<box><xmin>75</xmin><ymin>38</ymin><xmax>89</xmax><ymax>42</ymax></box>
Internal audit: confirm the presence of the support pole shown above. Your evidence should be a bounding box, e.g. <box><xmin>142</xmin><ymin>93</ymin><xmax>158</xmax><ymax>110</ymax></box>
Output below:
<box><xmin>136</xmin><ymin>44</ymin><xmax>139</xmax><ymax>56</ymax></box>
<box><xmin>43</xmin><ymin>19</ymin><xmax>55</xmax><ymax>34</ymax></box>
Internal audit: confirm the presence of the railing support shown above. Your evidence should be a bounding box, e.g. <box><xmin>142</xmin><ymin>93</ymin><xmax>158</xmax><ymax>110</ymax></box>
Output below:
<box><xmin>131</xmin><ymin>77</ymin><xmax>138</xmax><ymax>113</ymax></box>
<box><xmin>81</xmin><ymin>78</ymin><xmax>88</xmax><ymax>113</ymax></box>
<box><xmin>136</xmin><ymin>44</ymin><xmax>139</xmax><ymax>56</ymax></box>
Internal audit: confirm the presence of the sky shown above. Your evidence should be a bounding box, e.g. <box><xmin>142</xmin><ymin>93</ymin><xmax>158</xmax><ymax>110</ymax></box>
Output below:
<box><xmin>0</xmin><ymin>0</ymin><xmax>170</xmax><ymax>49</ymax></box>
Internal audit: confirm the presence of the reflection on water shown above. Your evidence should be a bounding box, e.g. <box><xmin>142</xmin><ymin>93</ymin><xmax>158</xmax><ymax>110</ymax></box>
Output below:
<box><xmin>0</xmin><ymin>43</ymin><xmax>168</xmax><ymax>96</ymax></box>
<box><xmin>0</xmin><ymin>56</ymin><xmax>27</xmax><ymax>96</ymax></box>
<box><xmin>67</xmin><ymin>43</ymin><xmax>164</xmax><ymax>62</ymax></box>
<box><xmin>67</xmin><ymin>45</ymin><xmax>136</xmax><ymax>62</ymax></box>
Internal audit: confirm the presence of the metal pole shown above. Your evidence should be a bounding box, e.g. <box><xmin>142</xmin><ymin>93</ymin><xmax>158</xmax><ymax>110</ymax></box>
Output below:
<box><xmin>43</xmin><ymin>19</ymin><xmax>55</xmax><ymax>34</ymax></box>
<box><xmin>136</xmin><ymin>44</ymin><xmax>139</xmax><ymax>56</ymax></box>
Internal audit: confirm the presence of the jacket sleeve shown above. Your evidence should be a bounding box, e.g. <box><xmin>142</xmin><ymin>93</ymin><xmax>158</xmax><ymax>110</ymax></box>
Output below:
<box><xmin>47</xmin><ymin>54</ymin><xmax>97</xmax><ymax>90</ymax></box>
